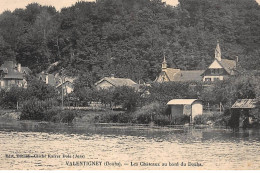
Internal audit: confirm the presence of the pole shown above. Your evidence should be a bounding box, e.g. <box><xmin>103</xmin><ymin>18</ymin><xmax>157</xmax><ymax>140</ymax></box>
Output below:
<box><xmin>61</xmin><ymin>68</ymin><xmax>64</xmax><ymax>109</ymax></box>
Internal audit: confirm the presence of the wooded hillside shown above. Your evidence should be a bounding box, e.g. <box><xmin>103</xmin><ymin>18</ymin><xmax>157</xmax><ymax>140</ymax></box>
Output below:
<box><xmin>0</xmin><ymin>0</ymin><xmax>259</xmax><ymax>84</ymax></box>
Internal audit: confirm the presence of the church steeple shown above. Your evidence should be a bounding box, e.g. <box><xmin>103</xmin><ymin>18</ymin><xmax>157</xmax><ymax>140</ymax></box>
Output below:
<box><xmin>162</xmin><ymin>52</ymin><xmax>167</xmax><ymax>71</ymax></box>
<box><xmin>215</xmin><ymin>40</ymin><xmax>221</xmax><ymax>61</ymax></box>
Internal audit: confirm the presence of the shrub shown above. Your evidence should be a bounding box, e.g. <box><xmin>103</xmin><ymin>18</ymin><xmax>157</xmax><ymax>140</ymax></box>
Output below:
<box><xmin>21</xmin><ymin>99</ymin><xmax>76</xmax><ymax>123</ymax></box>
<box><xmin>20</xmin><ymin>98</ymin><xmax>48</xmax><ymax>120</ymax></box>
<box><xmin>96</xmin><ymin>112</ymin><xmax>131</xmax><ymax>123</ymax></box>
<box><xmin>194</xmin><ymin>112</ymin><xmax>228</xmax><ymax>126</ymax></box>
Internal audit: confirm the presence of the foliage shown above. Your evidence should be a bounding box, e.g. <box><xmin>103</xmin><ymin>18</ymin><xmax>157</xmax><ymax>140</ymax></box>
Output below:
<box><xmin>0</xmin><ymin>0</ymin><xmax>259</xmax><ymax>83</ymax></box>
<box><xmin>112</xmin><ymin>86</ymin><xmax>140</xmax><ymax>112</ymax></box>
<box><xmin>20</xmin><ymin>98</ymin><xmax>51</xmax><ymax>120</ymax></box>
<box><xmin>21</xmin><ymin>99</ymin><xmax>76</xmax><ymax>123</ymax></box>
<box><xmin>0</xmin><ymin>87</ymin><xmax>27</xmax><ymax>109</ymax></box>
<box><xmin>148</xmin><ymin>81</ymin><xmax>202</xmax><ymax>104</ymax></box>
<box><xmin>26</xmin><ymin>78</ymin><xmax>58</xmax><ymax>100</ymax></box>
<box><xmin>194</xmin><ymin>112</ymin><xmax>229</xmax><ymax>126</ymax></box>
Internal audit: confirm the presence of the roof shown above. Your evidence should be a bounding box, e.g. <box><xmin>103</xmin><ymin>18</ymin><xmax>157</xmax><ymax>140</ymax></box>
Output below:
<box><xmin>231</xmin><ymin>99</ymin><xmax>257</xmax><ymax>109</ymax></box>
<box><xmin>164</xmin><ymin>68</ymin><xmax>181</xmax><ymax>81</ymax></box>
<box><xmin>201</xmin><ymin>58</ymin><xmax>236</xmax><ymax>76</ymax></box>
<box><xmin>167</xmin><ymin>99</ymin><xmax>201</xmax><ymax>105</ymax></box>
<box><xmin>21</xmin><ymin>67</ymin><xmax>32</xmax><ymax>74</ymax></box>
<box><xmin>56</xmin><ymin>80</ymin><xmax>74</xmax><ymax>88</ymax></box>
<box><xmin>156</xmin><ymin>69</ymin><xmax>203</xmax><ymax>82</ymax></box>
<box><xmin>37</xmin><ymin>73</ymin><xmax>59</xmax><ymax>86</ymax></box>
<box><xmin>95</xmin><ymin>77</ymin><xmax>137</xmax><ymax>87</ymax></box>
<box><xmin>3</xmin><ymin>71</ymin><xmax>23</xmax><ymax>79</ymax></box>
<box><xmin>178</xmin><ymin>70</ymin><xmax>204</xmax><ymax>81</ymax></box>
<box><xmin>218</xmin><ymin>59</ymin><xmax>236</xmax><ymax>74</ymax></box>
<box><xmin>0</xmin><ymin>61</ymin><xmax>29</xmax><ymax>80</ymax></box>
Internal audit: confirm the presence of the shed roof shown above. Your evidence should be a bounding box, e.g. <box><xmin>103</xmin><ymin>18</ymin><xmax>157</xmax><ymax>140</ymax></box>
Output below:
<box><xmin>231</xmin><ymin>99</ymin><xmax>257</xmax><ymax>109</ymax></box>
<box><xmin>167</xmin><ymin>99</ymin><xmax>200</xmax><ymax>105</ymax></box>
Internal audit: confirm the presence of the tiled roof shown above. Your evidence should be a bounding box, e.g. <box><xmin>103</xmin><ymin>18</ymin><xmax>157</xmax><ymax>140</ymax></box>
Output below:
<box><xmin>165</xmin><ymin>68</ymin><xmax>181</xmax><ymax>81</ymax></box>
<box><xmin>0</xmin><ymin>61</ymin><xmax>30</xmax><ymax>80</ymax></box>
<box><xmin>218</xmin><ymin>59</ymin><xmax>236</xmax><ymax>75</ymax></box>
<box><xmin>161</xmin><ymin>68</ymin><xmax>203</xmax><ymax>82</ymax></box>
<box><xmin>178</xmin><ymin>70</ymin><xmax>204</xmax><ymax>82</ymax></box>
<box><xmin>4</xmin><ymin>71</ymin><xmax>23</xmax><ymax>79</ymax></box>
<box><xmin>95</xmin><ymin>77</ymin><xmax>137</xmax><ymax>87</ymax></box>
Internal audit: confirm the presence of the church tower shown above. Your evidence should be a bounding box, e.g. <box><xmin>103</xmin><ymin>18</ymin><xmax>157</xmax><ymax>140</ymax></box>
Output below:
<box><xmin>162</xmin><ymin>53</ymin><xmax>167</xmax><ymax>72</ymax></box>
<box><xmin>215</xmin><ymin>40</ymin><xmax>222</xmax><ymax>61</ymax></box>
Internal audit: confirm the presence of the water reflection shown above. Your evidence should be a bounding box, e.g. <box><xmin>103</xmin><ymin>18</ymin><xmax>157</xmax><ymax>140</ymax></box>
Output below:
<box><xmin>0</xmin><ymin>119</ymin><xmax>259</xmax><ymax>170</ymax></box>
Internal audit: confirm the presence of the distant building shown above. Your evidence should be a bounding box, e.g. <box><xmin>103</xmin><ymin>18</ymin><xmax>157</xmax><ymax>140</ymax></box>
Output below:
<box><xmin>37</xmin><ymin>72</ymin><xmax>59</xmax><ymax>87</ymax></box>
<box><xmin>0</xmin><ymin>61</ymin><xmax>31</xmax><ymax>89</ymax></box>
<box><xmin>95</xmin><ymin>74</ymin><xmax>138</xmax><ymax>90</ymax></box>
<box><xmin>56</xmin><ymin>77</ymin><xmax>76</xmax><ymax>96</ymax></box>
<box><xmin>231</xmin><ymin>99</ymin><xmax>259</xmax><ymax>128</ymax></box>
<box><xmin>201</xmin><ymin>41</ymin><xmax>237</xmax><ymax>82</ymax></box>
<box><xmin>38</xmin><ymin>71</ymin><xmax>76</xmax><ymax>96</ymax></box>
<box><xmin>167</xmin><ymin>99</ymin><xmax>203</xmax><ymax>124</ymax></box>
<box><xmin>154</xmin><ymin>55</ymin><xmax>203</xmax><ymax>83</ymax></box>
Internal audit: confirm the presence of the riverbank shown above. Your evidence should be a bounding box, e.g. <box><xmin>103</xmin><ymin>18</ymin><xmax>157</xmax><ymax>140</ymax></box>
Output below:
<box><xmin>0</xmin><ymin>108</ymin><xmax>227</xmax><ymax>127</ymax></box>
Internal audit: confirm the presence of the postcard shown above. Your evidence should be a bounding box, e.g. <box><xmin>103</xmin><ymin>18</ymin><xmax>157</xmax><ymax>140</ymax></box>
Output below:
<box><xmin>0</xmin><ymin>0</ymin><xmax>260</xmax><ymax>170</ymax></box>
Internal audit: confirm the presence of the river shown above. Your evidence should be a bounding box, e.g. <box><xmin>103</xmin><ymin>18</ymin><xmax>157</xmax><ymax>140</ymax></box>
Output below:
<box><xmin>0</xmin><ymin>119</ymin><xmax>259</xmax><ymax>170</ymax></box>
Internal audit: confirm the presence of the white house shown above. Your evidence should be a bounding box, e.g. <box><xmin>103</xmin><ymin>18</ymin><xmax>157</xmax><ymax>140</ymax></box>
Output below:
<box><xmin>201</xmin><ymin>41</ymin><xmax>237</xmax><ymax>82</ymax></box>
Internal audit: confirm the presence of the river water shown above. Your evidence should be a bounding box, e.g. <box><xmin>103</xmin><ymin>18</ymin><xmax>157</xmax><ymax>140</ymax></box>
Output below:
<box><xmin>0</xmin><ymin>119</ymin><xmax>259</xmax><ymax>170</ymax></box>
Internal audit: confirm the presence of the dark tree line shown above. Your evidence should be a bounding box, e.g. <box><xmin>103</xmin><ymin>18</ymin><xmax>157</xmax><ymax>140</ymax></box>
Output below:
<box><xmin>0</xmin><ymin>0</ymin><xmax>260</xmax><ymax>85</ymax></box>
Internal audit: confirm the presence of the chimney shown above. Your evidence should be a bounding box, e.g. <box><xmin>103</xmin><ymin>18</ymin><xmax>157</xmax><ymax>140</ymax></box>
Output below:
<box><xmin>111</xmin><ymin>74</ymin><xmax>115</xmax><ymax>78</ymax></box>
<box><xmin>46</xmin><ymin>75</ymin><xmax>49</xmax><ymax>84</ymax></box>
<box><xmin>17</xmin><ymin>63</ymin><xmax>21</xmax><ymax>72</ymax></box>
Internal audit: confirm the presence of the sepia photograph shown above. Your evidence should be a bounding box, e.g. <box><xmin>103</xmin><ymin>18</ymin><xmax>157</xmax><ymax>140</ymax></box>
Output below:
<box><xmin>0</xmin><ymin>0</ymin><xmax>260</xmax><ymax>170</ymax></box>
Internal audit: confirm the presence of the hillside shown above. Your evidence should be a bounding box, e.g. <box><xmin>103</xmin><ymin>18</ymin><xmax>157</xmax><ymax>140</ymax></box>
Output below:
<box><xmin>0</xmin><ymin>0</ymin><xmax>259</xmax><ymax>84</ymax></box>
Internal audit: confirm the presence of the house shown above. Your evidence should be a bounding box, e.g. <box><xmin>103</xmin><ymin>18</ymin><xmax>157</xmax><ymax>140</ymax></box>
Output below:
<box><xmin>167</xmin><ymin>99</ymin><xmax>203</xmax><ymax>124</ymax></box>
<box><xmin>95</xmin><ymin>74</ymin><xmax>138</xmax><ymax>90</ymax></box>
<box><xmin>56</xmin><ymin>77</ymin><xmax>76</xmax><ymax>96</ymax></box>
<box><xmin>201</xmin><ymin>41</ymin><xmax>237</xmax><ymax>82</ymax></box>
<box><xmin>0</xmin><ymin>61</ymin><xmax>31</xmax><ymax>89</ymax></box>
<box><xmin>154</xmin><ymin>56</ymin><xmax>203</xmax><ymax>83</ymax></box>
<box><xmin>231</xmin><ymin>99</ymin><xmax>259</xmax><ymax>128</ymax></box>
<box><xmin>37</xmin><ymin>72</ymin><xmax>59</xmax><ymax>87</ymax></box>
<box><xmin>38</xmin><ymin>71</ymin><xmax>76</xmax><ymax>96</ymax></box>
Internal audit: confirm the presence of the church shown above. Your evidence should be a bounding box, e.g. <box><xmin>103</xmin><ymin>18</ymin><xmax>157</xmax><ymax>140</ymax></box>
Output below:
<box><xmin>154</xmin><ymin>55</ymin><xmax>203</xmax><ymax>83</ymax></box>
<box><xmin>155</xmin><ymin>41</ymin><xmax>237</xmax><ymax>83</ymax></box>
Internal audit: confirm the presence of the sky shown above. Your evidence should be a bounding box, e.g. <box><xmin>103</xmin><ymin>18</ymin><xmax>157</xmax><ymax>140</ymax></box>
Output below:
<box><xmin>0</xmin><ymin>0</ymin><xmax>178</xmax><ymax>14</ymax></box>
<box><xmin>0</xmin><ymin>0</ymin><xmax>259</xmax><ymax>14</ymax></box>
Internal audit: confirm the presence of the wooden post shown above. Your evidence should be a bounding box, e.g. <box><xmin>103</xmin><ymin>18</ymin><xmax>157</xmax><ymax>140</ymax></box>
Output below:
<box><xmin>61</xmin><ymin>68</ymin><xmax>64</xmax><ymax>110</ymax></box>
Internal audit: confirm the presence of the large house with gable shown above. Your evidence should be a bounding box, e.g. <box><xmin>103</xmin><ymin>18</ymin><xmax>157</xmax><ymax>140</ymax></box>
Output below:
<box><xmin>154</xmin><ymin>56</ymin><xmax>204</xmax><ymax>83</ymax></box>
<box><xmin>0</xmin><ymin>61</ymin><xmax>31</xmax><ymax>89</ymax></box>
<box><xmin>155</xmin><ymin>41</ymin><xmax>237</xmax><ymax>83</ymax></box>
<box><xmin>201</xmin><ymin>41</ymin><xmax>237</xmax><ymax>82</ymax></box>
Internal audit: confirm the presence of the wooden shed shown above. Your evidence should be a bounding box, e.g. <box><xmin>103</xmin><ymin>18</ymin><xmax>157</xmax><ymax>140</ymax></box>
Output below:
<box><xmin>231</xmin><ymin>99</ymin><xmax>258</xmax><ymax>128</ymax></box>
<box><xmin>167</xmin><ymin>99</ymin><xmax>203</xmax><ymax>124</ymax></box>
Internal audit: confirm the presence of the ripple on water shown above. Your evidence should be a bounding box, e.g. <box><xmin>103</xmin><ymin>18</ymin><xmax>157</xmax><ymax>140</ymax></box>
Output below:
<box><xmin>0</xmin><ymin>124</ymin><xmax>260</xmax><ymax>170</ymax></box>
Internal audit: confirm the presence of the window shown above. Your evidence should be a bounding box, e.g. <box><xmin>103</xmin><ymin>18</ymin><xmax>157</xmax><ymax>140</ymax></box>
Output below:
<box><xmin>211</xmin><ymin>69</ymin><xmax>223</xmax><ymax>75</ymax></box>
